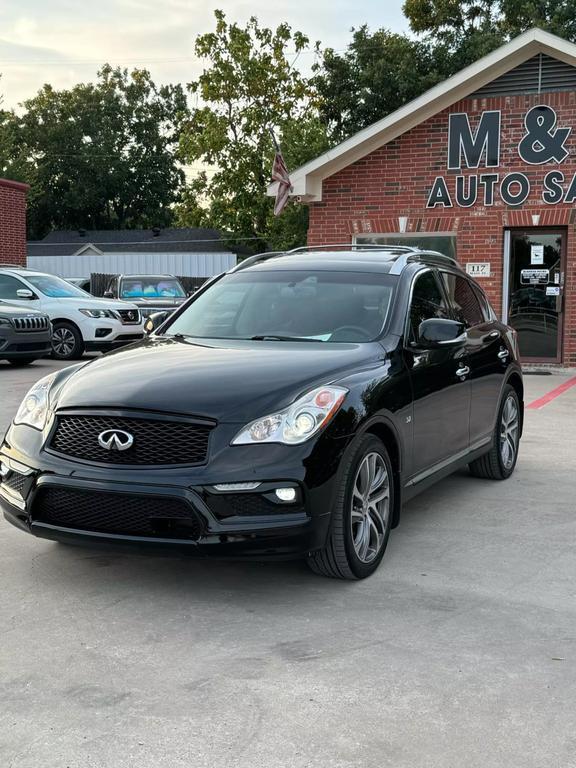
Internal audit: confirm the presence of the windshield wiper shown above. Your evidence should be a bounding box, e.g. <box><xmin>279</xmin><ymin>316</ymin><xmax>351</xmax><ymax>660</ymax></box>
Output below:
<box><xmin>249</xmin><ymin>335</ymin><xmax>320</xmax><ymax>342</ymax></box>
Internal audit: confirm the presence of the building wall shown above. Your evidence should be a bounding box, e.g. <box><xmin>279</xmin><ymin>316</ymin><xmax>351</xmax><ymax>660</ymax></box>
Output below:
<box><xmin>0</xmin><ymin>179</ymin><xmax>29</xmax><ymax>266</ymax></box>
<box><xmin>27</xmin><ymin>250</ymin><xmax>237</xmax><ymax>278</ymax></box>
<box><xmin>307</xmin><ymin>91</ymin><xmax>576</xmax><ymax>365</ymax></box>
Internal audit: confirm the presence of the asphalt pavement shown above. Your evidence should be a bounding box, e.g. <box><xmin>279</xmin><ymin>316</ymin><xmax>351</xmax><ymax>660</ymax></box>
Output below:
<box><xmin>1</xmin><ymin>357</ymin><xmax>576</xmax><ymax>768</ymax></box>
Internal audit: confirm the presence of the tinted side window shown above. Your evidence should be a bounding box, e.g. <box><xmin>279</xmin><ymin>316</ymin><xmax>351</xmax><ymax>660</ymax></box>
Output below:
<box><xmin>408</xmin><ymin>271</ymin><xmax>450</xmax><ymax>343</ymax></box>
<box><xmin>440</xmin><ymin>273</ymin><xmax>484</xmax><ymax>328</ymax></box>
<box><xmin>472</xmin><ymin>284</ymin><xmax>495</xmax><ymax>322</ymax></box>
<box><xmin>0</xmin><ymin>274</ymin><xmax>27</xmax><ymax>300</ymax></box>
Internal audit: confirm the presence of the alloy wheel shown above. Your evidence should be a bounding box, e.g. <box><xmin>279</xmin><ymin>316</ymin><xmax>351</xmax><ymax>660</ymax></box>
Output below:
<box><xmin>500</xmin><ymin>395</ymin><xmax>519</xmax><ymax>470</ymax></box>
<box><xmin>52</xmin><ymin>327</ymin><xmax>76</xmax><ymax>358</ymax></box>
<box><xmin>350</xmin><ymin>452</ymin><xmax>390</xmax><ymax>564</ymax></box>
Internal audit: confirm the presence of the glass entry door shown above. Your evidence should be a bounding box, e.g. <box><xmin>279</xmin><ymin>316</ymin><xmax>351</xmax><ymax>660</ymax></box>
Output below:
<box><xmin>507</xmin><ymin>229</ymin><xmax>565</xmax><ymax>362</ymax></box>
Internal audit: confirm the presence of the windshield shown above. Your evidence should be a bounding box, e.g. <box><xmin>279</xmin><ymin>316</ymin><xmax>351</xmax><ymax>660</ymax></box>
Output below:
<box><xmin>120</xmin><ymin>277</ymin><xmax>185</xmax><ymax>299</ymax></box>
<box><xmin>26</xmin><ymin>274</ymin><xmax>89</xmax><ymax>298</ymax></box>
<box><xmin>166</xmin><ymin>270</ymin><xmax>397</xmax><ymax>343</ymax></box>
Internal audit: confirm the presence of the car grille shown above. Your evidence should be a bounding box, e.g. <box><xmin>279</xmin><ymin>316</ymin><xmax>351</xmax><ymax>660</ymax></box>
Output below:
<box><xmin>12</xmin><ymin>316</ymin><xmax>50</xmax><ymax>332</ymax></box>
<box><xmin>33</xmin><ymin>487</ymin><xmax>204</xmax><ymax>539</ymax></box>
<box><xmin>50</xmin><ymin>414</ymin><xmax>213</xmax><ymax>466</ymax></box>
<box><xmin>116</xmin><ymin>308</ymin><xmax>141</xmax><ymax>325</ymax></box>
<box><xmin>206</xmin><ymin>492</ymin><xmax>304</xmax><ymax>519</ymax></box>
<box><xmin>2</xmin><ymin>470</ymin><xmax>28</xmax><ymax>496</ymax></box>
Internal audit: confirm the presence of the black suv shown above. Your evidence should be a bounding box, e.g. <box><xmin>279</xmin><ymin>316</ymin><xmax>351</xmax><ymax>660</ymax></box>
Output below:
<box><xmin>0</xmin><ymin>246</ymin><xmax>523</xmax><ymax>579</ymax></box>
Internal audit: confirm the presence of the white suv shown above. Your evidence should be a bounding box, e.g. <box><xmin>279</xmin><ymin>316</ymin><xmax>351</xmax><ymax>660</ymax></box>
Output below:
<box><xmin>0</xmin><ymin>267</ymin><xmax>144</xmax><ymax>360</ymax></box>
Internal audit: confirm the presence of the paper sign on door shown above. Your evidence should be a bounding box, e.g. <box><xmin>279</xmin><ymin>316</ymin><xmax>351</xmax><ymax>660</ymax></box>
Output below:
<box><xmin>531</xmin><ymin>244</ymin><xmax>544</xmax><ymax>265</ymax></box>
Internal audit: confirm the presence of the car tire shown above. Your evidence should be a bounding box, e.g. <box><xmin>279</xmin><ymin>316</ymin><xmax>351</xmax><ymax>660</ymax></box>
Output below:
<box><xmin>307</xmin><ymin>434</ymin><xmax>394</xmax><ymax>580</ymax></box>
<box><xmin>469</xmin><ymin>384</ymin><xmax>521</xmax><ymax>480</ymax></box>
<box><xmin>51</xmin><ymin>322</ymin><xmax>84</xmax><ymax>360</ymax></box>
<box><xmin>8</xmin><ymin>358</ymin><xmax>37</xmax><ymax>366</ymax></box>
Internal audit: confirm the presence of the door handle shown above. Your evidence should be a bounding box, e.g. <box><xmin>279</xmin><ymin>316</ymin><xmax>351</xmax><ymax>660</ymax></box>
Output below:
<box><xmin>456</xmin><ymin>365</ymin><xmax>470</xmax><ymax>378</ymax></box>
<box><xmin>497</xmin><ymin>348</ymin><xmax>509</xmax><ymax>360</ymax></box>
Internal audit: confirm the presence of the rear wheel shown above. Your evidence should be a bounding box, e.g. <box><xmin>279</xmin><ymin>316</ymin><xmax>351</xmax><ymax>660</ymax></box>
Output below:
<box><xmin>307</xmin><ymin>434</ymin><xmax>394</xmax><ymax>580</ymax></box>
<box><xmin>469</xmin><ymin>385</ymin><xmax>520</xmax><ymax>480</ymax></box>
<box><xmin>51</xmin><ymin>322</ymin><xmax>84</xmax><ymax>360</ymax></box>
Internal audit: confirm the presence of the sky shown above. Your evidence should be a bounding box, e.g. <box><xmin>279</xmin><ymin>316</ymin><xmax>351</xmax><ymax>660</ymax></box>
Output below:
<box><xmin>0</xmin><ymin>0</ymin><xmax>409</xmax><ymax>109</ymax></box>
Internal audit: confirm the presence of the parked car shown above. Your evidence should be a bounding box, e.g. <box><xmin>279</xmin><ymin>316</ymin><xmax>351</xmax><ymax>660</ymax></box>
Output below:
<box><xmin>104</xmin><ymin>274</ymin><xmax>188</xmax><ymax>319</ymax></box>
<box><xmin>0</xmin><ymin>300</ymin><xmax>52</xmax><ymax>366</ymax></box>
<box><xmin>66</xmin><ymin>277</ymin><xmax>91</xmax><ymax>293</ymax></box>
<box><xmin>0</xmin><ymin>266</ymin><xmax>144</xmax><ymax>360</ymax></box>
<box><xmin>0</xmin><ymin>246</ymin><xmax>523</xmax><ymax>579</ymax></box>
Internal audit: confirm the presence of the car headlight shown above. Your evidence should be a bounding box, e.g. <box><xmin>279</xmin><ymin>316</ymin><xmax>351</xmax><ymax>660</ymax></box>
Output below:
<box><xmin>232</xmin><ymin>385</ymin><xmax>348</xmax><ymax>446</ymax></box>
<box><xmin>13</xmin><ymin>373</ymin><xmax>57</xmax><ymax>430</ymax></box>
<box><xmin>79</xmin><ymin>308</ymin><xmax>116</xmax><ymax>319</ymax></box>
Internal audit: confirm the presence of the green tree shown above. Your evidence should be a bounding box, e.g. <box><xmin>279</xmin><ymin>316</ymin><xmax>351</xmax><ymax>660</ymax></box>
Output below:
<box><xmin>315</xmin><ymin>26</ymin><xmax>444</xmax><ymax>142</ymax></box>
<box><xmin>16</xmin><ymin>65</ymin><xmax>188</xmax><ymax>239</ymax></box>
<box><xmin>403</xmin><ymin>0</ymin><xmax>576</xmax><ymax>68</ymax></box>
<box><xmin>177</xmin><ymin>10</ymin><xmax>329</xmax><ymax>252</ymax></box>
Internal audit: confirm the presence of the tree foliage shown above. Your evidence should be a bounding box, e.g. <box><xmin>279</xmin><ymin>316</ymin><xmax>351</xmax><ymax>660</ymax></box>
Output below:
<box><xmin>13</xmin><ymin>66</ymin><xmax>187</xmax><ymax>239</ymax></box>
<box><xmin>404</xmin><ymin>0</ymin><xmax>576</xmax><ymax>68</ymax></box>
<box><xmin>316</xmin><ymin>2</ymin><xmax>576</xmax><ymax>144</ymax></box>
<box><xmin>315</xmin><ymin>26</ymin><xmax>444</xmax><ymax>142</ymax></box>
<box><xmin>176</xmin><ymin>10</ymin><xmax>330</xmax><ymax>252</ymax></box>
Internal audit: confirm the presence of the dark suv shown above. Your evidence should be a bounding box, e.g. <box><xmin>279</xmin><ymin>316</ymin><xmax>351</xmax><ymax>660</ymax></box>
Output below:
<box><xmin>0</xmin><ymin>246</ymin><xmax>523</xmax><ymax>579</ymax></box>
<box><xmin>0</xmin><ymin>300</ymin><xmax>52</xmax><ymax>365</ymax></box>
<box><xmin>104</xmin><ymin>274</ymin><xmax>188</xmax><ymax>320</ymax></box>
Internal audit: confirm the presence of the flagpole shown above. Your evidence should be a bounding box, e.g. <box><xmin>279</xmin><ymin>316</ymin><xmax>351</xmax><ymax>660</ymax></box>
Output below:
<box><xmin>268</xmin><ymin>127</ymin><xmax>281</xmax><ymax>153</ymax></box>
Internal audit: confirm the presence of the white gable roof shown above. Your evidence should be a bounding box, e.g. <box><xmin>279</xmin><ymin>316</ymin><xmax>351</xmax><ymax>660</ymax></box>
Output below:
<box><xmin>268</xmin><ymin>28</ymin><xmax>576</xmax><ymax>202</ymax></box>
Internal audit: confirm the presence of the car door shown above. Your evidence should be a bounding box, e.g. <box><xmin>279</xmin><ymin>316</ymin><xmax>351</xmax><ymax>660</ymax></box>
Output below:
<box><xmin>405</xmin><ymin>269</ymin><xmax>471</xmax><ymax>479</ymax></box>
<box><xmin>0</xmin><ymin>274</ymin><xmax>41</xmax><ymax>309</ymax></box>
<box><xmin>439</xmin><ymin>271</ymin><xmax>508</xmax><ymax>446</ymax></box>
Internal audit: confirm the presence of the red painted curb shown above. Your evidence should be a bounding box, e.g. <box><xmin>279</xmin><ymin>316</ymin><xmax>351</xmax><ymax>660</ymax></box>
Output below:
<box><xmin>526</xmin><ymin>375</ymin><xmax>576</xmax><ymax>410</ymax></box>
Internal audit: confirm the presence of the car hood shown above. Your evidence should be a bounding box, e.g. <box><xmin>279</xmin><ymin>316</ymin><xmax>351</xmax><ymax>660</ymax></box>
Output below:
<box><xmin>54</xmin><ymin>336</ymin><xmax>383</xmax><ymax>423</ymax></box>
<box><xmin>0</xmin><ymin>302</ymin><xmax>46</xmax><ymax>318</ymax></box>
<box><xmin>56</xmin><ymin>296</ymin><xmax>139</xmax><ymax>310</ymax></box>
<box><xmin>130</xmin><ymin>297</ymin><xmax>186</xmax><ymax>308</ymax></box>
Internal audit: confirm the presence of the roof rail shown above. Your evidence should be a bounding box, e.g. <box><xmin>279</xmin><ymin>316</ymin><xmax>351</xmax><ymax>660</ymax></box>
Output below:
<box><xmin>0</xmin><ymin>263</ymin><xmax>32</xmax><ymax>270</ymax></box>
<box><xmin>230</xmin><ymin>243</ymin><xmax>419</xmax><ymax>273</ymax></box>
<box><xmin>286</xmin><ymin>243</ymin><xmax>416</xmax><ymax>254</ymax></box>
<box><xmin>389</xmin><ymin>250</ymin><xmax>459</xmax><ymax>275</ymax></box>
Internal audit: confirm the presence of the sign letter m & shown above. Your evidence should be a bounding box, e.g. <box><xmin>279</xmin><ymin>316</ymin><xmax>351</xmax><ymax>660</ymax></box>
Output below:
<box><xmin>448</xmin><ymin>111</ymin><xmax>501</xmax><ymax>170</ymax></box>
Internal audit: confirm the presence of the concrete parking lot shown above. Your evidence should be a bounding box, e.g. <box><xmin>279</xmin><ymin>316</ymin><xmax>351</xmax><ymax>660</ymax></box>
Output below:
<box><xmin>1</xmin><ymin>358</ymin><xmax>575</xmax><ymax>768</ymax></box>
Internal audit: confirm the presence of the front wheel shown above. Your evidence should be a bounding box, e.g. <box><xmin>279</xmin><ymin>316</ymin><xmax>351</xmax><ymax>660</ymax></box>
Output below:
<box><xmin>51</xmin><ymin>322</ymin><xmax>84</xmax><ymax>360</ymax></box>
<box><xmin>307</xmin><ymin>434</ymin><xmax>394</xmax><ymax>580</ymax></box>
<box><xmin>469</xmin><ymin>385</ymin><xmax>521</xmax><ymax>480</ymax></box>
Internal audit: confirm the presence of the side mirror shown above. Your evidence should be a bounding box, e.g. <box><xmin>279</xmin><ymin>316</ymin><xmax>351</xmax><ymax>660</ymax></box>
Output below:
<box><xmin>16</xmin><ymin>289</ymin><xmax>35</xmax><ymax>300</ymax></box>
<box><xmin>416</xmin><ymin>318</ymin><xmax>466</xmax><ymax>348</ymax></box>
<box><xmin>144</xmin><ymin>310</ymin><xmax>170</xmax><ymax>335</ymax></box>
<box><xmin>103</xmin><ymin>290</ymin><xmax>114</xmax><ymax>298</ymax></box>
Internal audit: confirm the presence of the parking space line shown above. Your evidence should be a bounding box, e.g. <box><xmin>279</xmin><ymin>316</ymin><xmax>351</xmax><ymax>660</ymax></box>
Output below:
<box><xmin>526</xmin><ymin>375</ymin><xmax>576</xmax><ymax>410</ymax></box>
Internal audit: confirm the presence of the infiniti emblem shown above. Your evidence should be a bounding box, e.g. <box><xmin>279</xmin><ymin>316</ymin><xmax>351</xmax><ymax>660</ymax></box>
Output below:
<box><xmin>98</xmin><ymin>429</ymin><xmax>134</xmax><ymax>452</ymax></box>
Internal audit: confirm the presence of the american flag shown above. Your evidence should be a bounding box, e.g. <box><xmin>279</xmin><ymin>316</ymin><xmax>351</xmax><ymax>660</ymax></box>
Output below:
<box><xmin>271</xmin><ymin>151</ymin><xmax>293</xmax><ymax>216</ymax></box>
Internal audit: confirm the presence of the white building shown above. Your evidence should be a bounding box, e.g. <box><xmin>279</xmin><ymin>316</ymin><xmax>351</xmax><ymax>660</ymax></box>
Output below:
<box><xmin>27</xmin><ymin>228</ymin><xmax>236</xmax><ymax>278</ymax></box>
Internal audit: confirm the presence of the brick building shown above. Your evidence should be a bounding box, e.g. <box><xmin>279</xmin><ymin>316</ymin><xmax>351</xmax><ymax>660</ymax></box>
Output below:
<box><xmin>272</xmin><ymin>29</ymin><xmax>576</xmax><ymax>365</ymax></box>
<box><xmin>0</xmin><ymin>178</ymin><xmax>29</xmax><ymax>266</ymax></box>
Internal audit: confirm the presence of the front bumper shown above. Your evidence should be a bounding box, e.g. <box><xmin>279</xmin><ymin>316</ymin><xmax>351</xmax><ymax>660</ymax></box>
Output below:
<box><xmin>0</xmin><ymin>329</ymin><xmax>52</xmax><ymax>359</ymax></box>
<box><xmin>84</xmin><ymin>333</ymin><xmax>144</xmax><ymax>352</ymax></box>
<box><xmin>0</xmin><ymin>426</ymin><xmax>347</xmax><ymax>558</ymax></box>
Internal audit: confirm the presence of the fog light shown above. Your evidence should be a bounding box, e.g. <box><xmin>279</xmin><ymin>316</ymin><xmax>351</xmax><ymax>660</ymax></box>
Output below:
<box><xmin>275</xmin><ymin>487</ymin><xmax>296</xmax><ymax>502</ymax></box>
<box><xmin>213</xmin><ymin>482</ymin><xmax>261</xmax><ymax>491</ymax></box>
